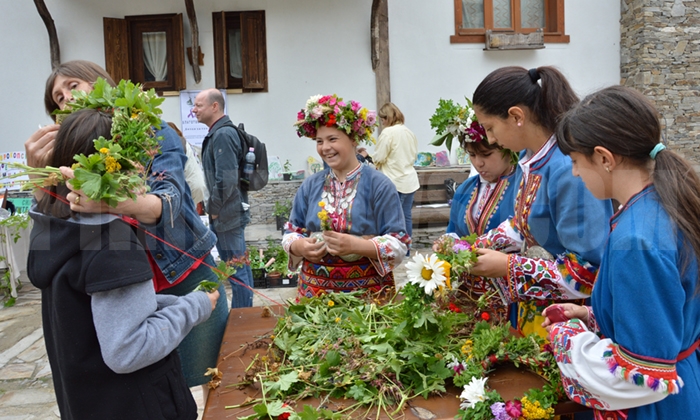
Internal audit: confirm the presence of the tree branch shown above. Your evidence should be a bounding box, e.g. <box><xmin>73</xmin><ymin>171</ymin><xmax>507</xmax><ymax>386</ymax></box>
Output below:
<box><xmin>34</xmin><ymin>0</ymin><xmax>60</xmax><ymax>69</ymax></box>
<box><xmin>185</xmin><ymin>0</ymin><xmax>201</xmax><ymax>83</ymax></box>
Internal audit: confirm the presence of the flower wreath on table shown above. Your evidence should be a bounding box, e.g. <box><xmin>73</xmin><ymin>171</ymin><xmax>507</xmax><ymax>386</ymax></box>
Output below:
<box><xmin>7</xmin><ymin>77</ymin><xmax>164</xmax><ymax>208</ymax></box>
<box><xmin>294</xmin><ymin>94</ymin><xmax>378</xmax><ymax>146</ymax></box>
<box><xmin>429</xmin><ymin>97</ymin><xmax>518</xmax><ymax>166</ymax></box>
<box><xmin>230</xmin><ymin>243</ymin><xmax>563</xmax><ymax>420</ymax></box>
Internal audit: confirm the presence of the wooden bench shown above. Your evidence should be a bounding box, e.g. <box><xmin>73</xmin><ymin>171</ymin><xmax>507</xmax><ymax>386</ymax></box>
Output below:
<box><xmin>412</xmin><ymin>166</ymin><xmax>471</xmax><ymax>228</ymax></box>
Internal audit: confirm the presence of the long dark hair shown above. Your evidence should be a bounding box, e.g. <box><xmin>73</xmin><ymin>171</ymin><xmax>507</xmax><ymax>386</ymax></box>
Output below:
<box><xmin>472</xmin><ymin>66</ymin><xmax>578</xmax><ymax>133</ymax></box>
<box><xmin>557</xmin><ymin>85</ymin><xmax>700</xmax><ymax>289</ymax></box>
<box><xmin>37</xmin><ymin>109</ymin><xmax>112</xmax><ymax>219</ymax></box>
<box><xmin>44</xmin><ymin>60</ymin><xmax>116</xmax><ymax>118</ymax></box>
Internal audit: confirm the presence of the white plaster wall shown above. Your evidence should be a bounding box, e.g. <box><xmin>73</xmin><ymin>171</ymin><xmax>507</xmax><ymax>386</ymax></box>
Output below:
<box><xmin>1</xmin><ymin>0</ymin><xmax>619</xmax><ymax>171</ymax></box>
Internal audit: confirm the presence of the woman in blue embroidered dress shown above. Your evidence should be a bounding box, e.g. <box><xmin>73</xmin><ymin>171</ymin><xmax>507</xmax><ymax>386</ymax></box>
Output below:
<box><xmin>542</xmin><ymin>85</ymin><xmax>700</xmax><ymax>420</ymax></box>
<box><xmin>284</xmin><ymin>94</ymin><xmax>410</xmax><ymax>298</ymax></box>
<box><xmin>467</xmin><ymin>66</ymin><xmax>613</xmax><ymax>338</ymax></box>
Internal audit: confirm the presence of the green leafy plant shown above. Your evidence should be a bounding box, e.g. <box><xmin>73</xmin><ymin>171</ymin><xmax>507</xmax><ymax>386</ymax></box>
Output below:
<box><xmin>272</xmin><ymin>199</ymin><xmax>292</xmax><ymax>219</ymax></box>
<box><xmin>0</xmin><ymin>213</ymin><xmax>31</xmax><ymax>307</ymax></box>
<box><xmin>282</xmin><ymin>160</ymin><xmax>292</xmax><ymax>174</ymax></box>
<box><xmin>5</xmin><ymin>78</ymin><xmax>165</xmax><ymax>207</ymax></box>
<box><xmin>264</xmin><ymin>237</ymin><xmax>288</xmax><ymax>275</ymax></box>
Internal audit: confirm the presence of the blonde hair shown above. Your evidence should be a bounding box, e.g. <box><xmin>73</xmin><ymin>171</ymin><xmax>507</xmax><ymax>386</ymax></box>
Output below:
<box><xmin>378</xmin><ymin>102</ymin><xmax>405</xmax><ymax>126</ymax></box>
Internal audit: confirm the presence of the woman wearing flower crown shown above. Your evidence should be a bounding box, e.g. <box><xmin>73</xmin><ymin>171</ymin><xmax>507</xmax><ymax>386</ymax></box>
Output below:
<box><xmin>284</xmin><ymin>94</ymin><xmax>410</xmax><ymax>298</ymax></box>
<box><xmin>467</xmin><ymin>66</ymin><xmax>613</xmax><ymax>339</ymax></box>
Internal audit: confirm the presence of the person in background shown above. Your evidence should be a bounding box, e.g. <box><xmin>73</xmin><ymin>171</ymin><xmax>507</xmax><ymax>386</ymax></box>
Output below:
<box><xmin>372</xmin><ymin>102</ymin><xmax>419</xmax><ymax>254</ymax></box>
<box><xmin>167</xmin><ymin>122</ymin><xmax>210</xmax><ymax>210</ymax></box>
<box><xmin>25</xmin><ymin>60</ymin><xmax>229</xmax><ymax>398</ymax></box>
<box><xmin>29</xmin><ymin>108</ymin><xmax>218</xmax><ymax>420</ymax></box>
<box><xmin>193</xmin><ymin>88</ymin><xmax>254</xmax><ymax>308</ymax></box>
<box><xmin>467</xmin><ymin>66</ymin><xmax>613</xmax><ymax>338</ymax></box>
<box><xmin>543</xmin><ymin>85</ymin><xmax>700</xmax><ymax>419</ymax></box>
<box><xmin>285</xmin><ymin>94</ymin><xmax>410</xmax><ymax>298</ymax></box>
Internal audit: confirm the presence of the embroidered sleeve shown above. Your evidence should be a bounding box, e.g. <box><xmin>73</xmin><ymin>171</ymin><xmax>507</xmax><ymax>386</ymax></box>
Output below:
<box><xmin>368</xmin><ymin>232</ymin><xmax>409</xmax><ymax>276</ymax></box>
<box><xmin>549</xmin><ymin>321</ymin><xmax>676</xmax><ymax>411</ymax></box>
<box><xmin>499</xmin><ymin>251</ymin><xmax>596</xmax><ymax>302</ymax></box>
<box><xmin>585</xmin><ymin>305</ymin><xmax>599</xmax><ymax>334</ymax></box>
<box><xmin>474</xmin><ymin>218</ymin><xmax>523</xmax><ymax>253</ymax></box>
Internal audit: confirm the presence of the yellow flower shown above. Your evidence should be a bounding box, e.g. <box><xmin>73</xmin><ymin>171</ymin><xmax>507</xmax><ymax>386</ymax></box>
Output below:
<box><xmin>104</xmin><ymin>156</ymin><xmax>122</xmax><ymax>173</ymax></box>
<box><xmin>99</xmin><ymin>147</ymin><xmax>109</xmax><ymax>154</ymax></box>
<box><xmin>131</xmin><ymin>112</ymin><xmax>138</xmax><ymax>119</ymax></box>
<box><xmin>461</xmin><ymin>339</ymin><xmax>473</xmax><ymax>356</ymax></box>
<box><xmin>335</xmin><ymin>317</ymin><xmax>341</xmax><ymax>323</ymax></box>
<box><xmin>521</xmin><ymin>396</ymin><xmax>554</xmax><ymax>419</ymax></box>
<box><xmin>441</xmin><ymin>261</ymin><xmax>452</xmax><ymax>289</ymax></box>
<box><xmin>318</xmin><ymin>201</ymin><xmax>326</xmax><ymax>207</ymax></box>
<box><xmin>327</xmin><ymin>300</ymin><xmax>335</xmax><ymax>307</ymax></box>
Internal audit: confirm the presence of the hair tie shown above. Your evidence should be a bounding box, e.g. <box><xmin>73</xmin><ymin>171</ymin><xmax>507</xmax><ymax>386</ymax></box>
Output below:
<box><xmin>528</xmin><ymin>68</ymin><xmax>540</xmax><ymax>83</ymax></box>
<box><xmin>649</xmin><ymin>143</ymin><xmax>666</xmax><ymax>159</ymax></box>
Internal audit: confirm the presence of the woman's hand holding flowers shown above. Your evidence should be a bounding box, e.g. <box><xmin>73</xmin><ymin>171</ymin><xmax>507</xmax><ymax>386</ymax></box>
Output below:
<box><xmin>469</xmin><ymin>248</ymin><xmax>509</xmax><ymax>278</ymax></box>
<box><xmin>290</xmin><ymin>236</ymin><xmax>326</xmax><ymax>263</ymax></box>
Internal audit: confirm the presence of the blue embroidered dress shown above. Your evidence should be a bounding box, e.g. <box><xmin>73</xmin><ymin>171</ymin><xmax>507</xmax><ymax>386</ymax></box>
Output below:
<box><xmin>549</xmin><ymin>185</ymin><xmax>700</xmax><ymax>419</ymax></box>
<box><xmin>447</xmin><ymin>170</ymin><xmax>518</xmax><ymax>237</ymax></box>
<box><xmin>476</xmin><ymin>137</ymin><xmax>613</xmax><ymax>335</ymax></box>
<box><xmin>283</xmin><ymin>164</ymin><xmax>410</xmax><ymax>297</ymax></box>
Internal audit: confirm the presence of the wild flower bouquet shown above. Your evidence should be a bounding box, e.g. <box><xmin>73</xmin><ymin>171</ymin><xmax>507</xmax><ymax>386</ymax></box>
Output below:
<box><xmin>7</xmin><ymin>78</ymin><xmax>164</xmax><ymax>207</ymax></box>
<box><xmin>294</xmin><ymin>94</ymin><xmax>378</xmax><ymax>145</ymax></box>
<box><xmin>429</xmin><ymin>98</ymin><xmax>487</xmax><ymax>152</ymax></box>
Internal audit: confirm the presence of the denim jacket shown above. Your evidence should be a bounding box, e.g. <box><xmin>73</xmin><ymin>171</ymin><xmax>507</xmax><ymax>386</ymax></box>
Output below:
<box><xmin>145</xmin><ymin>121</ymin><xmax>217</xmax><ymax>284</ymax></box>
<box><xmin>201</xmin><ymin>115</ymin><xmax>249</xmax><ymax>232</ymax></box>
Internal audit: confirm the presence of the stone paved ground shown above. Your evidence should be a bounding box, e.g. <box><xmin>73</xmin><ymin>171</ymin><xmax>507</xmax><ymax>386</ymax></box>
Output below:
<box><xmin>0</xmin><ymin>225</ymin><xmax>429</xmax><ymax>419</ymax></box>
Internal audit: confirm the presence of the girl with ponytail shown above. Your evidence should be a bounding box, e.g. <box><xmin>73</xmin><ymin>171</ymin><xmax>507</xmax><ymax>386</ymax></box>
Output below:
<box><xmin>543</xmin><ymin>85</ymin><xmax>700</xmax><ymax>419</ymax></box>
<box><xmin>467</xmin><ymin>66</ymin><xmax>613</xmax><ymax>338</ymax></box>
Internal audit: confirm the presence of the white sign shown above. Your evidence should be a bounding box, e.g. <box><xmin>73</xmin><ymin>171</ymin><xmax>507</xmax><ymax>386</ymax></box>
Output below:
<box><xmin>179</xmin><ymin>90</ymin><xmax>227</xmax><ymax>147</ymax></box>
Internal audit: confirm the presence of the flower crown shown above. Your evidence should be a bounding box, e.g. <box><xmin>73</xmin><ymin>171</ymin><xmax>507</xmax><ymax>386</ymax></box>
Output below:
<box><xmin>294</xmin><ymin>94</ymin><xmax>378</xmax><ymax>145</ymax></box>
<box><xmin>430</xmin><ymin>98</ymin><xmax>487</xmax><ymax>152</ymax></box>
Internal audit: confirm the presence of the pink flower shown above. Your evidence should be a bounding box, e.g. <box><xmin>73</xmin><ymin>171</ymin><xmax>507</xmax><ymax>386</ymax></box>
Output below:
<box><xmin>338</xmin><ymin>101</ymin><xmax>346</xmax><ymax>107</ymax></box>
<box><xmin>505</xmin><ymin>400</ymin><xmax>522</xmax><ymax>418</ymax></box>
<box><xmin>318</xmin><ymin>95</ymin><xmax>330</xmax><ymax>104</ymax></box>
<box><xmin>329</xmin><ymin>96</ymin><xmax>337</xmax><ymax>106</ymax></box>
<box><xmin>366</xmin><ymin>111</ymin><xmax>377</xmax><ymax>125</ymax></box>
<box><xmin>334</xmin><ymin>105</ymin><xmax>341</xmax><ymax>114</ymax></box>
<box><xmin>351</xmin><ymin>100</ymin><xmax>361</xmax><ymax>112</ymax></box>
<box><xmin>297</xmin><ymin>110</ymin><xmax>305</xmax><ymax>120</ymax></box>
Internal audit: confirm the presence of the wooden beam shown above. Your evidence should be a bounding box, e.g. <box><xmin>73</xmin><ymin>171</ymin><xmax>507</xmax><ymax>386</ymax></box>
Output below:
<box><xmin>371</xmin><ymin>0</ymin><xmax>390</xmax><ymax>123</ymax></box>
<box><xmin>33</xmin><ymin>0</ymin><xmax>60</xmax><ymax>69</ymax></box>
<box><xmin>185</xmin><ymin>0</ymin><xmax>202</xmax><ymax>83</ymax></box>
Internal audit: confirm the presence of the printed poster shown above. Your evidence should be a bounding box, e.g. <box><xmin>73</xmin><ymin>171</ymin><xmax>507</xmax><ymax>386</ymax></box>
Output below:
<box><xmin>179</xmin><ymin>90</ymin><xmax>227</xmax><ymax>147</ymax></box>
<box><xmin>0</xmin><ymin>151</ymin><xmax>28</xmax><ymax>191</ymax></box>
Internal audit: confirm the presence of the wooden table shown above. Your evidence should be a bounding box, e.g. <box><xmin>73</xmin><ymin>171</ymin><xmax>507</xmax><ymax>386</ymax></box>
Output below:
<box><xmin>203</xmin><ymin>307</ymin><xmax>587</xmax><ymax>419</ymax></box>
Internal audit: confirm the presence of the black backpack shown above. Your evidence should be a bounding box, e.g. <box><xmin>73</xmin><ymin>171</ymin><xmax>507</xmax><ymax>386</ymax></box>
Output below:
<box><xmin>234</xmin><ymin>123</ymin><xmax>269</xmax><ymax>191</ymax></box>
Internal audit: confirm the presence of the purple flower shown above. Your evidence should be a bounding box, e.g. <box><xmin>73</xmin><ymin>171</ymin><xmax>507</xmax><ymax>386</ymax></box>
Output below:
<box><xmin>366</xmin><ymin>111</ymin><xmax>377</xmax><ymax>125</ymax></box>
<box><xmin>490</xmin><ymin>402</ymin><xmax>509</xmax><ymax>420</ymax></box>
<box><xmin>452</xmin><ymin>240</ymin><xmax>471</xmax><ymax>253</ymax></box>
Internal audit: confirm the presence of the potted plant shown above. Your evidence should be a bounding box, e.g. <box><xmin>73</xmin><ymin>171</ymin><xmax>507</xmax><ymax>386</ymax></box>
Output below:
<box><xmin>272</xmin><ymin>199</ymin><xmax>292</xmax><ymax>231</ymax></box>
<box><xmin>282</xmin><ymin>159</ymin><xmax>292</xmax><ymax>181</ymax></box>
<box><xmin>248</xmin><ymin>246</ymin><xmax>268</xmax><ymax>288</ymax></box>
<box><xmin>263</xmin><ymin>237</ymin><xmax>289</xmax><ymax>287</ymax></box>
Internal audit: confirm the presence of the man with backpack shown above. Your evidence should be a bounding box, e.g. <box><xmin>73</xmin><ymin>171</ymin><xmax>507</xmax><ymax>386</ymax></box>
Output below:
<box><xmin>193</xmin><ymin>89</ymin><xmax>253</xmax><ymax>308</ymax></box>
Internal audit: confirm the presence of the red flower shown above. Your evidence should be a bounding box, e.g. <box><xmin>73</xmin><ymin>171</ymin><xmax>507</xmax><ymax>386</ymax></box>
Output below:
<box><xmin>326</xmin><ymin>114</ymin><xmax>337</xmax><ymax>127</ymax></box>
<box><xmin>448</xmin><ymin>302</ymin><xmax>462</xmax><ymax>313</ymax></box>
<box><xmin>480</xmin><ymin>312</ymin><xmax>490</xmax><ymax>321</ymax></box>
<box><xmin>278</xmin><ymin>413</ymin><xmax>291</xmax><ymax>420</ymax></box>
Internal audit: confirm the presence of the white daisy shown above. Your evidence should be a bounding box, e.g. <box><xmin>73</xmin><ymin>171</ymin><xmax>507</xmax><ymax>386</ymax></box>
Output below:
<box><xmin>405</xmin><ymin>253</ymin><xmax>447</xmax><ymax>295</ymax></box>
<box><xmin>459</xmin><ymin>377</ymin><xmax>488</xmax><ymax>410</ymax></box>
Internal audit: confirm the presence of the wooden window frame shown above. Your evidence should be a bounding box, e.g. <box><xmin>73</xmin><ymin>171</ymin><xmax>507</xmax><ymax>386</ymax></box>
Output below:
<box><xmin>450</xmin><ymin>0</ymin><xmax>569</xmax><ymax>44</ymax></box>
<box><xmin>212</xmin><ymin>10</ymin><xmax>268</xmax><ymax>92</ymax></box>
<box><xmin>103</xmin><ymin>13</ymin><xmax>185</xmax><ymax>93</ymax></box>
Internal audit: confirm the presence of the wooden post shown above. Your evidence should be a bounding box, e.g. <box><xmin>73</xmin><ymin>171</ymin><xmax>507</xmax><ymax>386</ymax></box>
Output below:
<box><xmin>371</xmin><ymin>0</ymin><xmax>390</xmax><ymax>130</ymax></box>
<box><xmin>33</xmin><ymin>0</ymin><xmax>60</xmax><ymax>69</ymax></box>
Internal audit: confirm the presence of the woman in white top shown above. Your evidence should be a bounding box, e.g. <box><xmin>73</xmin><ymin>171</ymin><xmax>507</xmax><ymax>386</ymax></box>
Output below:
<box><xmin>373</xmin><ymin>103</ymin><xmax>420</xmax><ymax>249</ymax></box>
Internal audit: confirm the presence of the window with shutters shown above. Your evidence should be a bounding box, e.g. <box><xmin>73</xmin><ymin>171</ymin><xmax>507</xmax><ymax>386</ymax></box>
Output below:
<box><xmin>103</xmin><ymin>14</ymin><xmax>186</xmax><ymax>93</ymax></box>
<box><xmin>451</xmin><ymin>0</ymin><xmax>568</xmax><ymax>44</ymax></box>
<box><xmin>212</xmin><ymin>10</ymin><xmax>268</xmax><ymax>92</ymax></box>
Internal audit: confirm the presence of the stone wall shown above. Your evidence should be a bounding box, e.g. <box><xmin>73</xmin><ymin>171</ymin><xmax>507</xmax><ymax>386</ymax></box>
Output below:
<box><xmin>248</xmin><ymin>180</ymin><xmax>302</xmax><ymax>225</ymax></box>
<box><xmin>621</xmin><ymin>0</ymin><xmax>700</xmax><ymax>166</ymax></box>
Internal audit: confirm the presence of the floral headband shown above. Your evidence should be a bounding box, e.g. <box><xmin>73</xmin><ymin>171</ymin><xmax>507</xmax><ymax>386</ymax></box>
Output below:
<box><xmin>294</xmin><ymin>94</ymin><xmax>378</xmax><ymax>145</ymax></box>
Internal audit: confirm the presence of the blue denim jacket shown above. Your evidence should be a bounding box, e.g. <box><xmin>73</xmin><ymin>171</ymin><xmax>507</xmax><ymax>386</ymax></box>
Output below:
<box><xmin>201</xmin><ymin>115</ymin><xmax>249</xmax><ymax>232</ymax></box>
<box><xmin>145</xmin><ymin>121</ymin><xmax>217</xmax><ymax>284</ymax></box>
